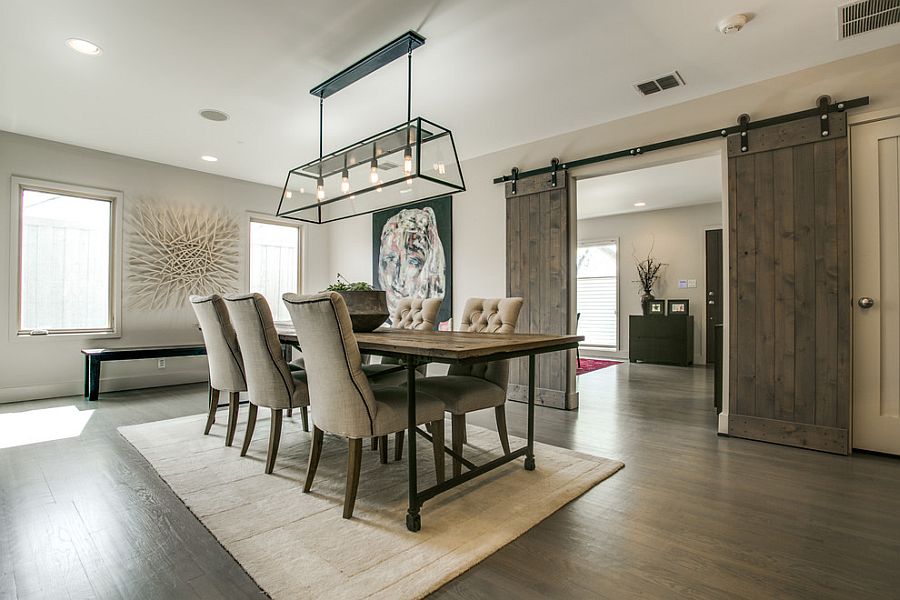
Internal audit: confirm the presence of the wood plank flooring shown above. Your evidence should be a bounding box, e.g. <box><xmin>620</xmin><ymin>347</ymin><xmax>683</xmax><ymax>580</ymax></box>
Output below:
<box><xmin>2</xmin><ymin>363</ymin><xmax>899</xmax><ymax>599</ymax></box>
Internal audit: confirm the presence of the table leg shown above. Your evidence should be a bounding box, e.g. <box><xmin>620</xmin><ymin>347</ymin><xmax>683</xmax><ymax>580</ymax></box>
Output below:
<box><xmin>525</xmin><ymin>354</ymin><xmax>536</xmax><ymax>471</ymax></box>
<box><xmin>83</xmin><ymin>355</ymin><xmax>90</xmax><ymax>400</ymax></box>
<box><xmin>406</xmin><ymin>359</ymin><xmax>421</xmax><ymax>532</ymax></box>
<box><xmin>89</xmin><ymin>357</ymin><xmax>101</xmax><ymax>402</ymax></box>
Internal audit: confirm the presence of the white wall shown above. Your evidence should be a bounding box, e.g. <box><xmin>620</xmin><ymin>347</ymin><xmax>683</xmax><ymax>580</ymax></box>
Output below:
<box><xmin>0</xmin><ymin>132</ymin><xmax>330</xmax><ymax>403</ymax></box>
<box><xmin>325</xmin><ymin>45</ymin><xmax>900</xmax><ymax>326</ymax></box>
<box><xmin>577</xmin><ymin>202</ymin><xmax>722</xmax><ymax>364</ymax></box>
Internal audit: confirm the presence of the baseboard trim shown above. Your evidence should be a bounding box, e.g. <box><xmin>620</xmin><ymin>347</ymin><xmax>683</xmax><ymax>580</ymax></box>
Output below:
<box><xmin>728</xmin><ymin>414</ymin><xmax>849</xmax><ymax>455</ymax></box>
<box><xmin>0</xmin><ymin>372</ymin><xmax>208</xmax><ymax>405</ymax></box>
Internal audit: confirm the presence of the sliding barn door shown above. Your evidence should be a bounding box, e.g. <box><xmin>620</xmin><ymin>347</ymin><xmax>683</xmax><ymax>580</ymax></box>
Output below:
<box><xmin>727</xmin><ymin>113</ymin><xmax>851</xmax><ymax>454</ymax></box>
<box><xmin>505</xmin><ymin>173</ymin><xmax>576</xmax><ymax>409</ymax></box>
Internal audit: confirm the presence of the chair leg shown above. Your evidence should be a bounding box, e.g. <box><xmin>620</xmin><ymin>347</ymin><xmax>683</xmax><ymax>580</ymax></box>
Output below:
<box><xmin>379</xmin><ymin>434</ymin><xmax>388</xmax><ymax>464</ymax></box>
<box><xmin>431</xmin><ymin>418</ymin><xmax>445</xmax><ymax>484</ymax></box>
<box><xmin>495</xmin><ymin>405</ymin><xmax>511</xmax><ymax>455</ymax></box>
<box><xmin>300</xmin><ymin>406</ymin><xmax>309</xmax><ymax>432</ymax></box>
<box><xmin>265</xmin><ymin>409</ymin><xmax>283</xmax><ymax>474</ymax></box>
<box><xmin>204</xmin><ymin>388</ymin><xmax>220</xmax><ymax>435</ymax></box>
<box><xmin>287</xmin><ymin>408</ymin><xmax>293</xmax><ymax>417</ymax></box>
<box><xmin>394</xmin><ymin>430</ymin><xmax>404</xmax><ymax>462</ymax></box>
<box><xmin>343</xmin><ymin>438</ymin><xmax>363</xmax><ymax>519</ymax></box>
<box><xmin>371</xmin><ymin>436</ymin><xmax>379</xmax><ymax>451</ymax></box>
<box><xmin>451</xmin><ymin>414</ymin><xmax>466</xmax><ymax>478</ymax></box>
<box><xmin>225</xmin><ymin>392</ymin><xmax>240</xmax><ymax>447</ymax></box>
<box><xmin>460</xmin><ymin>414</ymin><xmax>467</xmax><ymax>444</ymax></box>
<box><xmin>240</xmin><ymin>403</ymin><xmax>258</xmax><ymax>457</ymax></box>
<box><xmin>303</xmin><ymin>426</ymin><xmax>324</xmax><ymax>493</ymax></box>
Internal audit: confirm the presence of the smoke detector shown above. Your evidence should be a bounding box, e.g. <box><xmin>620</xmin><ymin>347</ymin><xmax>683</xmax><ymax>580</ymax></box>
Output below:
<box><xmin>718</xmin><ymin>14</ymin><xmax>749</xmax><ymax>34</ymax></box>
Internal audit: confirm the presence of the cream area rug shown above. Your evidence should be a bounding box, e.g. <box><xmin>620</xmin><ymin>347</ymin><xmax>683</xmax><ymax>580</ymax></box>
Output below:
<box><xmin>119</xmin><ymin>411</ymin><xmax>623</xmax><ymax>600</ymax></box>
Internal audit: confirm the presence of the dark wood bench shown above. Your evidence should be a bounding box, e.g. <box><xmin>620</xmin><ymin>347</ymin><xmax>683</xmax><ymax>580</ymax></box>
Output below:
<box><xmin>81</xmin><ymin>345</ymin><xmax>207</xmax><ymax>401</ymax></box>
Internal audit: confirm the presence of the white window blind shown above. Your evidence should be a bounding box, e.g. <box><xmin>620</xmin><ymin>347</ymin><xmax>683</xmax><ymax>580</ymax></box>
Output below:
<box><xmin>249</xmin><ymin>220</ymin><xmax>300</xmax><ymax>322</ymax></box>
<box><xmin>577</xmin><ymin>241</ymin><xmax>618</xmax><ymax>349</ymax></box>
<box><xmin>19</xmin><ymin>188</ymin><xmax>113</xmax><ymax>333</ymax></box>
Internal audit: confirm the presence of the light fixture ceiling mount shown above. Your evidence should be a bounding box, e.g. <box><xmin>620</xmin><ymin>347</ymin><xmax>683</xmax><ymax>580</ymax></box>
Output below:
<box><xmin>276</xmin><ymin>31</ymin><xmax>465</xmax><ymax>224</ymax></box>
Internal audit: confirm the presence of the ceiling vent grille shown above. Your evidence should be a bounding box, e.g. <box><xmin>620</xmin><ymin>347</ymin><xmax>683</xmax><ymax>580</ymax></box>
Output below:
<box><xmin>838</xmin><ymin>0</ymin><xmax>900</xmax><ymax>39</ymax></box>
<box><xmin>634</xmin><ymin>71</ymin><xmax>685</xmax><ymax>97</ymax></box>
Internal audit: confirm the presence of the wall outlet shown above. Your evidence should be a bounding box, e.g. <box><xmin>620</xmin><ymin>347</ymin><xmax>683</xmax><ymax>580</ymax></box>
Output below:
<box><xmin>157</xmin><ymin>359</ymin><xmax>166</xmax><ymax>369</ymax></box>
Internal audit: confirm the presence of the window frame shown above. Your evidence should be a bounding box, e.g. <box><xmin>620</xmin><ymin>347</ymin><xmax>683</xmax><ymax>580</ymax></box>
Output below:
<box><xmin>245</xmin><ymin>212</ymin><xmax>304</xmax><ymax>319</ymax></box>
<box><xmin>9</xmin><ymin>176</ymin><xmax>123</xmax><ymax>340</ymax></box>
<box><xmin>576</xmin><ymin>237</ymin><xmax>619</xmax><ymax>351</ymax></box>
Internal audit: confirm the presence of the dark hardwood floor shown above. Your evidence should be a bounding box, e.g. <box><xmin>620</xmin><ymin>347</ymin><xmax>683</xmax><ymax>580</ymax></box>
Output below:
<box><xmin>2</xmin><ymin>363</ymin><xmax>899</xmax><ymax>599</ymax></box>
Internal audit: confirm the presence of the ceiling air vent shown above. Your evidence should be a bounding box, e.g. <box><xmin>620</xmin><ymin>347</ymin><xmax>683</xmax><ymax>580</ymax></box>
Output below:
<box><xmin>838</xmin><ymin>0</ymin><xmax>900</xmax><ymax>39</ymax></box>
<box><xmin>634</xmin><ymin>71</ymin><xmax>685</xmax><ymax>97</ymax></box>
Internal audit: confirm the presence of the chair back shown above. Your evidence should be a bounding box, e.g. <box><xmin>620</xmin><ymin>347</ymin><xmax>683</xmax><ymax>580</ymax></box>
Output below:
<box><xmin>223</xmin><ymin>293</ymin><xmax>294</xmax><ymax>409</ymax></box>
<box><xmin>448</xmin><ymin>297</ymin><xmax>524</xmax><ymax>390</ymax></box>
<box><xmin>391</xmin><ymin>297</ymin><xmax>443</xmax><ymax>330</ymax></box>
<box><xmin>283</xmin><ymin>292</ymin><xmax>377</xmax><ymax>438</ymax></box>
<box><xmin>190</xmin><ymin>294</ymin><xmax>247</xmax><ymax>393</ymax></box>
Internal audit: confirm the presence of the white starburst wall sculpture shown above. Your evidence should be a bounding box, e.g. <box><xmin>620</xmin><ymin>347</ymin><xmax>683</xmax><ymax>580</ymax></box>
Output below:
<box><xmin>127</xmin><ymin>202</ymin><xmax>240</xmax><ymax>310</ymax></box>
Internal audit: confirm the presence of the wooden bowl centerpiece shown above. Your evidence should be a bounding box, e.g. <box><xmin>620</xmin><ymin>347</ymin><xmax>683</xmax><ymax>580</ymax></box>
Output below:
<box><xmin>326</xmin><ymin>274</ymin><xmax>389</xmax><ymax>332</ymax></box>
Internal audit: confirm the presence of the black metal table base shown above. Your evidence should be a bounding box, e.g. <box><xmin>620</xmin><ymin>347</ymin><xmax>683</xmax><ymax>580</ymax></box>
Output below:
<box><xmin>405</xmin><ymin>354</ymin><xmax>537</xmax><ymax>532</ymax></box>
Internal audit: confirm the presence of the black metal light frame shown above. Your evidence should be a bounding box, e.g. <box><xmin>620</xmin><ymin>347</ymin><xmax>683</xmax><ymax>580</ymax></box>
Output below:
<box><xmin>277</xmin><ymin>31</ymin><xmax>465</xmax><ymax>224</ymax></box>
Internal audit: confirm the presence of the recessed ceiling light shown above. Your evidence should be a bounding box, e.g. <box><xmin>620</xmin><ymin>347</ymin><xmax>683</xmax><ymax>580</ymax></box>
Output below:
<box><xmin>65</xmin><ymin>38</ymin><xmax>102</xmax><ymax>56</ymax></box>
<box><xmin>634</xmin><ymin>202</ymin><xmax>646</xmax><ymax>207</ymax></box>
<box><xmin>199</xmin><ymin>109</ymin><xmax>230</xmax><ymax>122</ymax></box>
<box><xmin>201</xmin><ymin>155</ymin><xmax>219</xmax><ymax>162</ymax></box>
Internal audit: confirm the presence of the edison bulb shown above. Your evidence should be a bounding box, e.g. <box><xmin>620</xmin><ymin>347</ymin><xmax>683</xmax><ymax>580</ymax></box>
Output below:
<box><xmin>340</xmin><ymin>169</ymin><xmax>350</xmax><ymax>193</ymax></box>
<box><xmin>369</xmin><ymin>160</ymin><xmax>379</xmax><ymax>184</ymax></box>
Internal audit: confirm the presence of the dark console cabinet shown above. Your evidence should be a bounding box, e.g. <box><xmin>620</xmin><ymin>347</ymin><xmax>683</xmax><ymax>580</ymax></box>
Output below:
<box><xmin>629</xmin><ymin>315</ymin><xmax>694</xmax><ymax>367</ymax></box>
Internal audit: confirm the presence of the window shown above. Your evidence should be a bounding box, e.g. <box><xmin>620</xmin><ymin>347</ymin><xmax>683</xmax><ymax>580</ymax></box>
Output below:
<box><xmin>249</xmin><ymin>219</ymin><xmax>301</xmax><ymax>322</ymax></box>
<box><xmin>577</xmin><ymin>241</ymin><xmax>618</xmax><ymax>349</ymax></box>
<box><xmin>14</xmin><ymin>180</ymin><xmax>119</xmax><ymax>335</ymax></box>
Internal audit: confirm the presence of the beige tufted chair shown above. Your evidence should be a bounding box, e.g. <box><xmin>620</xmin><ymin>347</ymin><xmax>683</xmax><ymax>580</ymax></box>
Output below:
<box><xmin>415</xmin><ymin>296</ymin><xmax>524</xmax><ymax>476</ymax></box>
<box><xmin>190</xmin><ymin>294</ymin><xmax>248</xmax><ymax>446</ymax></box>
<box><xmin>361</xmin><ymin>296</ymin><xmax>443</xmax><ymax>459</ymax></box>
<box><xmin>282</xmin><ymin>292</ymin><xmax>446</xmax><ymax>519</ymax></box>
<box><xmin>224</xmin><ymin>293</ymin><xmax>310</xmax><ymax>474</ymax></box>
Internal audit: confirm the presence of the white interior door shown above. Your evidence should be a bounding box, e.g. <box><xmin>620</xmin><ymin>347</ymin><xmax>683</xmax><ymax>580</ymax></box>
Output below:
<box><xmin>852</xmin><ymin>115</ymin><xmax>900</xmax><ymax>455</ymax></box>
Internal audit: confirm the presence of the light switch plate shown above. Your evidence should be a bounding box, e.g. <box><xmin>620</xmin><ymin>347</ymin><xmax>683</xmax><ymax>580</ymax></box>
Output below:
<box><xmin>687</xmin><ymin>279</ymin><xmax>697</xmax><ymax>288</ymax></box>
<box><xmin>678</xmin><ymin>279</ymin><xmax>688</xmax><ymax>289</ymax></box>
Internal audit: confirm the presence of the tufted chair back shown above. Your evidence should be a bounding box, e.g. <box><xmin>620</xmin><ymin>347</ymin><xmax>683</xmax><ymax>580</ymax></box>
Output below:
<box><xmin>190</xmin><ymin>294</ymin><xmax>247</xmax><ymax>393</ymax></box>
<box><xmin>283</xmin><ymin>292</ymin><xmax>378</xmax><ymax>438</ymax></box>
<box><xmin>448</xmin><ymin>297</ymin><xmax>524</xmax><ymax>389</ymax></box>
<box><xmin>224</xmin><ymin>293</ymin><xmax>295</xmax><ymax>410</ymax></box>
<box><xmin>391</xmin><ymin>297</ymin><xmax>443</xmax><ymax>331</ymax></box>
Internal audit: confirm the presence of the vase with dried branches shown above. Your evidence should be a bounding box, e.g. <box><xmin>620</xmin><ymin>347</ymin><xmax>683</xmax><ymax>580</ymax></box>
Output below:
<box><xmin>634</xmin><ymin>249</ymin><xmax>666</xmax><ymax>315</ymax></box>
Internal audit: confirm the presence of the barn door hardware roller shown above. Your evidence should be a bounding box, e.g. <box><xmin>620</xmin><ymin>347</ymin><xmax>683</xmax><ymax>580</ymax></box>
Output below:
<box><xmin>738</xmin><ymin>113</ymin><xmax>750</xmax><ymax>153</ymax></box>
<box><xmin>549</xmin><ymin>158</ymin><xmax>560</xmax><ymax>187</ymax></box>
<box><xmin>818</xmin><ymin>95</ymin><xmax>831</xmax><ymax>137</ymax></box>
<box><xmin>492</xmin><ymin>95</ymin><xmax>869</xmax><ymax>184</ymax></box>
<box><xmin>510</xmin><ymin>167</ymin><xmax>519</xmax><ymax>195</ymax></box>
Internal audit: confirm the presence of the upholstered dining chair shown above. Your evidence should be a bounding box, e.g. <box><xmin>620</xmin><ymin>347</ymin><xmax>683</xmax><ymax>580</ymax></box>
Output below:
<box><xmin>224</xmin><ymin>293</ymin><xmax>310</xmax><ymax>474</ymax></box>
<box><xmin>362</xmin><ymin>296</ymin><xmax>443</xmax><ymax>460</ymax></box>
<box><xmin>190</xmin><ymin>294</ymin><xmax>248</xmax><ymax>446</ymax></box>
<box><xmin>282</xmin><ymin>291</ymin><xmax>446</xmax><ymax>519</ymax></box>
<box><xmin>415</xmin><ymin>296</ymin><xmax>524</xmax><ymax>476</ymax></box>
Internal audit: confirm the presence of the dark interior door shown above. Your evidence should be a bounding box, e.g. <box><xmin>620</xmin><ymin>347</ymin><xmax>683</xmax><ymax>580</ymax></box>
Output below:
<box><xmin>705</xmin><ymin>229</ymin><xmax>723</xmax><ymax>364</ymax></box>
<box><xmin>727</xmin><ymin>112</ymin><xmax>850</xmax><ymax>454</ymax></box>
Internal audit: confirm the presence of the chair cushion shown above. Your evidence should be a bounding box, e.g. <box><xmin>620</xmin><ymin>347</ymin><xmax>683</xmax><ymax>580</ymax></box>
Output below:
<box><xmin>413</xmin><ymin>375</ymin><xmax>507</xmax><ymax>415</ymax></box>
<box><xmin>371</xmin><ymin>386</ymin><xmax>444</xmax><ymax>436</ymax></box>
<box><xmin>291</xmin><ymin>370</ymin><xmax>310</xmax><ymax>408</ymax></box>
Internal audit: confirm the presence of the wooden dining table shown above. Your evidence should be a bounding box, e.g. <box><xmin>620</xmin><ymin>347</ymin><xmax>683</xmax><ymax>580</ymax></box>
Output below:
<box><xmin>276</xmin><ymin>325</ymin><xmax>582</xmax><ymax>532</ymax></box>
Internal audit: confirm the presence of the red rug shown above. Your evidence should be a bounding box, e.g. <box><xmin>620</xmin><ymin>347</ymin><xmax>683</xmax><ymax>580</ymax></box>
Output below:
<box><xmin>576</xmin><ymin>358</ymin><xmax>621</xmax><ymax>376</ymax></box>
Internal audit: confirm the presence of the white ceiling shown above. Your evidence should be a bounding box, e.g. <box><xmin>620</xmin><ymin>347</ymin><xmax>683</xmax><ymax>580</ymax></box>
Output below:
<box><xmin>1</xmin><ymin>0</ymin><xmax>898</xmax><ymax>187</ymax></box>
<box><xmin>576</xmin><ymin>155</ymin><xmax>722</xmax><ymax>220</ymax></box>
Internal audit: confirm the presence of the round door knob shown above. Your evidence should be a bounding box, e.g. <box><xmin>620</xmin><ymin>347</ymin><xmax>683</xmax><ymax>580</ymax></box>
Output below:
<box><xmin>858</xmin><ymin>297</ymin><xmax>875</xmax><ymax>309</ymax></box>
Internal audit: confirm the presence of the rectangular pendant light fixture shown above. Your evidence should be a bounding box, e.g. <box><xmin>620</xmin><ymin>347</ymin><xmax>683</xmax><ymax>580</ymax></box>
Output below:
<box><xmin>276</xmin><ymin>31</ymin><xmax>466</xmax><ymax>225</ymax></box>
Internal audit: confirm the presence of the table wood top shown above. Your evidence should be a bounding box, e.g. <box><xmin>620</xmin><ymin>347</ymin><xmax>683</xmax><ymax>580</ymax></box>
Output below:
<box><xmin>275</xmin><ymin>324</ymin><xmax>582</xmax><ymax>363</ymax></box>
